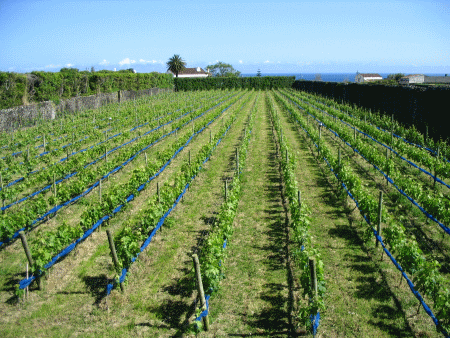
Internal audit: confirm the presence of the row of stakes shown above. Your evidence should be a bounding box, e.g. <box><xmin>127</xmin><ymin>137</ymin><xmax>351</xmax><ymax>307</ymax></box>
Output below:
<box><xmin>15</xmin><ymin>118</ymin><xmax>235</xmax><ymax>326</ymax></box>
<box><xmin>305</xmin><ymin>113</ymin><xmax>386</xmax><ymax>252</ymax></box>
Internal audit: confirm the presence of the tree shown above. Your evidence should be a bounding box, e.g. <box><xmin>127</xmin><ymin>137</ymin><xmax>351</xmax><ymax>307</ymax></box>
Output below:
<box><xmin>206</xmin><ymin>61</ymin><xmax>241</xmax><ymax>77</ymax></box>
<box><xmin>256</xmin><ymin>69</ymin><xmax>261</xmax><ymax>77</ymax></box>
<box><xmin>387</xmin><ymin>73</ymin><xmax>405</xmax><ymax>81</ymax></box>
<box><xmin>166</xmin><ymin>54</ymin><xmax>186</xmax><ymax>78</ymax></box>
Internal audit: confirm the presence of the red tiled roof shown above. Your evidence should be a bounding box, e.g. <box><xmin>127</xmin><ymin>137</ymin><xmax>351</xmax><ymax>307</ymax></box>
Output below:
<box><xmin>403</xmin><ymin>74</ymin><xmax>423</xmax><ymax>78</ymax></box>
<box><xmin>177</xmin><ymin>67</ymin><xmax>208</xmax><ymax>75</ymax></box>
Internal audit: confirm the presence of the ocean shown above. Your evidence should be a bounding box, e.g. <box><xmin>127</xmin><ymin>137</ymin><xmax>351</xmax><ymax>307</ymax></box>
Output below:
<box><xmin>240</xmin><ymin>73</ymin><xmax>448</xmax><ymax>83</ymax></box>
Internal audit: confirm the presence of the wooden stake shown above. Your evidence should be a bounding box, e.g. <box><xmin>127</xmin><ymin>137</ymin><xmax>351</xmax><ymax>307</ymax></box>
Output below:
<box><xmin>145</xmin><ymin>152</ymin><xmax>148</xmax><ymax>166</ymax></box>
<box><xmin>19</xmin><ymin>231</ymin><xmax>42</xmax><ymax>290</ymax></box>
<box><xmin>43</xmin><ymin>135</ymin><xmax>46</xmax><ymax>152</ymax></box>
<box><xmin>309</xmin><ymin>258</ymin><xmax>318</xmax><ymax>297</ymax></box>
<box><xmin>106</xmin><ymin>230</ymin><xmax>124</xmax><ymax>292</ymax></box>
<box><xmin>376</xmin><ymin>191</ymin><xmax>383</xmax><ymax>248</ymax></box>
<box><xmin>99</xmin><ymin>180</ymin><xmax>102</xmax><ymax>205</ymax></box>
<box><xmin>53</xmin><ymin>173</ymin><xmax>56</xmax><ymax>199</ymax></box>
<box><xmin>26</xmin><ymin>263</ymin><xmax>29</xmax><ymax>299</ymax></box>
<box><xmin>157</xmin><ymin>182</ymin><xmax>160</xmax><ymax>203</ymax></box>
<box><xmin>338</xmin><ymin>147</ymin><xmax>341</xmax><ymax>167</ymax></box>
<box><xmin>225</xmin><ymin>180</ymin><xmax>228</xmax><ymax>201</ymax></box>
<box><xmin>434</xmin><ymin>147</ymin><xmax>440</xmax><ymax>190</ymax></box>
<box><xmin>298</xmin><ymin>190</ymin><xmax>301</xmax><ymax>209</ymax></box>
<box><xmin>189</xmin><ymin>150</ymin><xmax>191</xmax><ymax>166</ymax></box>
<box><xmin>192</xmin><ymin>254</ymin><xmax>210</xmax><ymax>331</ymax></box>
<box><xmin>1</xmin><ymin>173</ymin><xmax>4</xmax><ymax>212</ymax></box>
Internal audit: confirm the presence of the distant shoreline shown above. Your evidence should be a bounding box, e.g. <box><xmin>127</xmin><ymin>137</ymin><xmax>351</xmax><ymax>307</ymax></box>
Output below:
<box><xmin>240</xmin><ymin>72</ymin><xmax>448</xmax><ymax>83</ymax></box>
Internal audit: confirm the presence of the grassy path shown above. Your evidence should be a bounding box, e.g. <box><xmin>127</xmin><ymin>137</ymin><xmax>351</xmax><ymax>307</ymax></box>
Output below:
<box><xmin>206</xmin><ymin>91</ymin><xmax>294</xmax><ymax>337</ymax></box>
<box><xmin>274</xmin><ymin>92</ymin><xmax>440</xmax><ymax>337</ymax></box>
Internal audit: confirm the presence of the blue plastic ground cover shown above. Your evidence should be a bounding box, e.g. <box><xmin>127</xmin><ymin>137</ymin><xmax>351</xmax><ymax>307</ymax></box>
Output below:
<box><xmin>290</xmin><ymin>109</ymin><xmax>449</xmax><ymax>337</ymax></box>
<box><xmin>287</xmin><ymin>95</ymin><xmax>450</xmax><ymax>183</ymax></box>
<box><xmin>286</xmin><ymin>95</ymin><xmax>450</xmax><ymax>235</ymax></box>
<box><xmin>18</xmin><ymin>93</ymin><xmax>240</xmax><ymax>288</ymax></box>
<box><xmin>105</xmin><ymin>100</ymin><xmax>239</xmax><ymax>295</ymax></box>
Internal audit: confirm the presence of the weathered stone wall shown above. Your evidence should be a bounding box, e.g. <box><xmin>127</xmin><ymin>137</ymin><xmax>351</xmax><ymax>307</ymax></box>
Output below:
<box><xmin>0</xmin><ymin>87</ymin><xmax>172</xmax><ymax>131</ymax></box>
<box><xmin>424</xmin><ymin>76</ymin><xmax>450</xmax><ymax>84</ymax></box>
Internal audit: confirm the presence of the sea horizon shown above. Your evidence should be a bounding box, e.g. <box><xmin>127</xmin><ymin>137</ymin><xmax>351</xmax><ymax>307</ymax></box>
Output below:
<box><xmin>240</xmin><ymin>72</ymin><xmax>449</xmax><ymax>83</ymax></box>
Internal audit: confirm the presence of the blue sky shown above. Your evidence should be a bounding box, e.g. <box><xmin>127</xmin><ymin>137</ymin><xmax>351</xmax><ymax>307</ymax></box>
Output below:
<box><xmin>1</xmin><ymin>0</ymin><xmax>449</xmax><ymax>74</ymax></box>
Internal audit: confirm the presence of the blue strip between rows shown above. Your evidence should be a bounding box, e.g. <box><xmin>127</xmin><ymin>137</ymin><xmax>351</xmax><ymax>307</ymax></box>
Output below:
<box><xmin>286</xmin><ymin>105</ymin><xmax>449</xmax><ymax>338</ymax></box>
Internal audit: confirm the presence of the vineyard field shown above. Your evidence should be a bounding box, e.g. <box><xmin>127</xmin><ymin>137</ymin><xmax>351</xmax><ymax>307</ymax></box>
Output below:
<box><xmin>0</xmin><ymin>89</ymin><xmax>448</xmax><ymax>338</ymax></box>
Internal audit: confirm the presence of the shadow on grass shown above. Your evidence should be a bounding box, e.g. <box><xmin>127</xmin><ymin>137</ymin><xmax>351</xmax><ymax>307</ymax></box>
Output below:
<box><xmin>245</xmin><ymin>283</ymin><xmax>289</xmax><ymax>335</ymax></box>
<box><xmin>82</xmin><ymin>274</ymin><xmax>110</xmax><ymax>306</ymax></box>
<box><xmin>328</xmin><ymin>223</ymin><xmax>415</xmax><ymax>337</ymax></box>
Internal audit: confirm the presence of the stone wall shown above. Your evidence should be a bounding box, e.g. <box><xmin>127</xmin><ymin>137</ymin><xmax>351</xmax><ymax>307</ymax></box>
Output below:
<box><xmin>424</xmin><ymin>76</ymin><xmax>450</xmax><ymax>84</ymax></box>
<box><xmin>0</xmin><ymin>87</ymin><xmax>172</xmax><ymax>131</ymax></box>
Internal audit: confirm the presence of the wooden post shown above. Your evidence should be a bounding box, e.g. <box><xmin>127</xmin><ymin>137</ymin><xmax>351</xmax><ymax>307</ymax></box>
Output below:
<box><xmin>189</xmin><ymin>150</ymin><xmax>191</xmax><ymax>166</ymax></box>
<box><xmin>298</xmin><ymin>190</ymin><xmax>301</xmax><ymax>209</ymax></box>
<box><xmin>105</xmin><ymin>147</ymin><xmax>107</xmax><ymax>162</ymax></box>
<box><xmin>353</xmin><ymin>127</ymin><xmax>356</xmax><ymax>141</ymax></box>
<box><xmin>386</xmin><ymin>148</ymin><xmax>390</xmax><ymax>185</ymax></box>
<box><xmin>99</xmin><ymin>180</ymin><xmax>102</xmax><ymax>205</ymax></box>
<box><xmin>43</xmin><ymin>135</ymin><xmax>46</xmax><ymax>152</ymax></box>
<box><xmin>376</xmin><ymin>191</ymin><xmax>383</xmax><ymax>248</ymax></box>
<box><xmin>19</xmin><ymin>231</ymin><xmax>42</xmax><ymax>290</ymax></box>
<box><xmin>434</xmin><ymin>147</ymin><xmax>440</xmax><ymax>190</ymax></box>
<box><xmin>106</xmin><ymin>230</ymin><xmax>124</xmax><ymax>292</ymax></box>
<box><xmin>145</xmin><ymin>152</ymin><xmax>148</xmax><ymax>166</ymax></box>
<box><xmin>27</xmin><ymin>146</ymin><xmax>30</xmax><ymax>161</ymax></box>
<box><xmin>309</xmin><ymin>258</ymin><xmax>318</xmax><ymax>297</ymax></box>
<box><xmin>26</xmin><ymin>263</ymin><xmax>29</xmax><ymax>299</ymax></box>
<box><xmin>236</xmin><ymin>148</ymin><xmax>239</xmax><ymax>173</ymax></box>
<box><xmin>192</xmin><ymin>254</ymin><xmax>210</xmax><ymax>331</ymax></box>
<box><xmin>157</xmin><ymin>182</ymin><xmax>160</xmax><ymax>203</ymax></box>
<box><xmin>53</xmin><ymin>173</ymin><xmax>56</xmax><ymax>199</ymax></box>
<box><xmin>225</xmin><ymin>180</ymin><xmax>228</xmax><ymax>201</ymax></box>
<box><xmin>1</xmin><ymin>173</ymin><xmax>4</xmax><ymax>213</ymax></box>
<box><xmin>338</xmin><ymin>147</ymin><xmax>341</xmax><ymax>167</ymax></box>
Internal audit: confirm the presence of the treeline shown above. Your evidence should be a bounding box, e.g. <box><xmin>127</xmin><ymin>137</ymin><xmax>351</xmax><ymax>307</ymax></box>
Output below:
<box><xmin>292</xmin><ymin>80</ymin><xmax>450</xmax><ymax>142</ymax></box>
<box><xmin>0</xmin><ymin>69</ymin><xmax>174</xmax><ymax>109</ymax></box>
<box><xmin>175</xmin><ymin>76</ymin><xmax>295</xmax><ymax>91</ymax></box>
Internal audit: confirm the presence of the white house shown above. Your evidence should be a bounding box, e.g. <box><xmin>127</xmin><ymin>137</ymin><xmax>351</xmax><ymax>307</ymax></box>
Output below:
<box><xmin>355</xmin><ymin>72</ymin><xmax>383</xmax><ymax>83</ymax></box>
<box><xmin>399</xmin><ymin>74</ymin><xmax>425</xmax><ymax>85</ymax></box>
<box><xmin>167</xmin><ymin>67</ymin><xmax>209</xmax><ymax>78</ymax></box>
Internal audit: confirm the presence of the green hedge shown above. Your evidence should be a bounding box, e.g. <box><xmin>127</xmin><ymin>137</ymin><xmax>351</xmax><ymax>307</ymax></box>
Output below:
<box><xmin>0</xmin><ymin>70</ymin><xmax>174</xmax><ymax>109</ymax></box>
<box><xmin>175</xmin><ymin>76</ymin><xmax>295</xmax><ymax>91</ymax></box>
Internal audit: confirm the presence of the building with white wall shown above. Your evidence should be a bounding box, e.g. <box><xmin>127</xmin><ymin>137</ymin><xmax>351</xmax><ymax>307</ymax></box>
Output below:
<box><xmin>355</xmin><ymin>72</ymin><xmax>383</xmax><ymax>83</ymax></box>
<box><xmin>167</xmin><ymin>67</ymin><xmax>209</xmax><ymax>78</ymax></box>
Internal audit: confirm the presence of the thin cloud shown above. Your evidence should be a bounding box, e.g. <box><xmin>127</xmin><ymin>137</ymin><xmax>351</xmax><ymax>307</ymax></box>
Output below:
<box><xmin>99</xmin><ymin>59</ymin><xmax>109</xmax><ymax>65</ymax></box>
<box><xmin>139</xmin><ymin>59</ymin><xmax>158</xmax><ymax>64</ymax></box>
<box><xmin>239</xmin><ymin>60</ymin><xmax>243</xmax><ymax>64</ymax></box>
<box><xmin>264</xmin><ymin>60</ymin><xmax>270</xmax><ymax>63</ymax></box>
<box><xmin>45</xmin><ymin>64</ymin><xmax>61</xmax><ymax>68</ymax></box>
<box><xmin>119</xmin><ymin>58</ymin><xmax>136</xmax><ymax>66</ymax></box>
<box><xmin>66</xmin><ymin>63</ymin><xmax>75</xmax><ymax>67</ymax></box>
